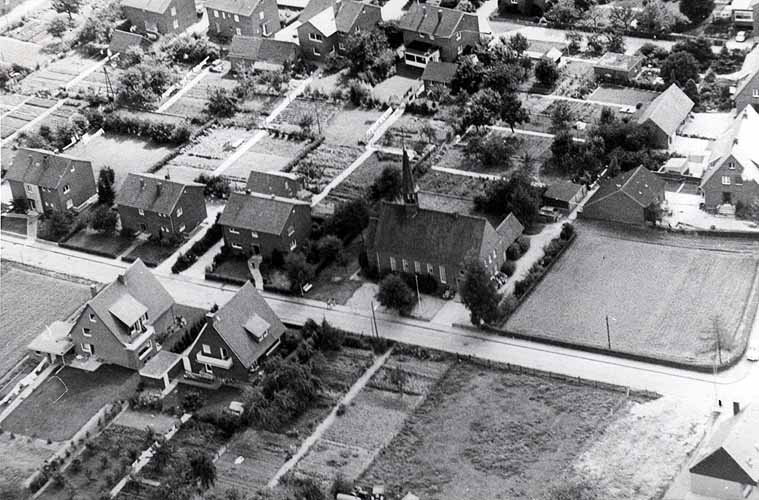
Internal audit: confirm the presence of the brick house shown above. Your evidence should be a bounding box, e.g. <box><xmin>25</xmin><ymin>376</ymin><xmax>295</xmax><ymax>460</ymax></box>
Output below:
<box><xmin>205</xmin><ymin>0</ymin><xmax>280</xmax><ymax>39</ymax></box>
<box><xmin>5</xmin><ymin>148</ymin><xmax>96</xmax><ymax>214</ymax></box>
<box><xmin>70</xmin><ymin>259</ymin><xmax>176</xmax><ymax>370</ymax></box>
<box><xmin>185</xmin><ymin>282</ymin><xmax>285</xmax><ymax>383</ymax></box>
<box><xmin>593</xmin><ymin>51</ymin><xmax>645</xmax><ymax>83</ymax></box>
<box><xmin>228</xmin><ymin>35</ymin><xmax>298</xmax><ymax>73</ymax></box>
<box><xmin>581</xmin><ymin>166</ymin><xmax>665</xmax><ymax>226</ymax></box>
<box><xmin>116</xmin><ymin>172</ymin><xmax>207</xmax><ymax>239</ymax></box>
<box><xmin>542</xmin><ymin>181</ymin><xmax>587</xmax><ymax>212</ymax></box>
<box><xmin>700</xmin><ymin>105</ymin><xmax>759</xmax><ymax>210</ymax></box>
<box><xmin>734</xmin><ymin>68</ymin><xmax>759</xmax><ymax>113</ymax></box>
<box><xmin>121</xmin><ymin>0</ymin><xmax>197</xmax><ymax>35</ymax></box>
<box><xmin>245</xmin><ymin>170</ymin><xmax>304</xmax><ymax>198</ymax></box>
<box><xmin>297</xmin><ymin>7</ymin><xmax>338</xmax><ymax>61</ymax></box>
<box><xmin>398</xmin><ymin>4</ymin><xmax>482</xmax><ymax>68</ymax></box>
<box><xmin>637</xmin><ymin>84</ymin><xmax>694</xmax><ymax>149</ymax></box>
<box><xmin>364</xmin><ymin>150</ymin><xmax>524</xmax><ymax>291</ymax></box>
<box><xmin>335</xmin><ymin>0</ymin><xmax>382</xmax><ymax>51</ymax></box>
<box><xmin>219</xmin><ymin>190</ymin><xmax>312</xmax><ymax>259</ymax></box>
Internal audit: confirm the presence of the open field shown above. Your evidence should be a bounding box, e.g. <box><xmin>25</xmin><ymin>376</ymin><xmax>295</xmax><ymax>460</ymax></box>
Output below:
<box><xmin>362</xmin><ymin>361</ymin><xmax>628</xmax><ymax>500</ymax></box>
<box><xmin>2</xmin><ymin>366</ymin><xmax>138</xmax><ymax>441</ymax></box>
<box><xmin>0</xmin><ymin>433</ymin><xmax>58</xmax><ymax>488</ymax></box>
<box><xmin>506</xmin><ymin>223</ymin><xmax>759</xmax><ymax>366</ymax></box>
<box><xmin>0</xmin><ymin>266</ymin><xmax>91</xmax><ymax>377</ymax></box>
<box><xmin>381</xmin><ymin>115</ymin><xmax>448</xmax><ymax>153</ymax></box>
<box><xmin>224</xmin><ymin>135</ymin><xmax>310</xmax><ymax>180</ymax></box>
<box><xmin>163</xmin><ymin>71</ymin><xmax>242</xmax><ymax>119</ymax></box>
<box><xmin>589</xmin><ymin>85</ymin><xmax>659</xmax><ymax>106</ymax></box>
<box><xmin>322</xmin><ymin>107</ymin><xmax>383</xmax><ymax>145</ymax></box>
<box><xmin>274</xmin><ymin>98</ymin><xmax>342</xmax><ymax>130</ymax></box>
<box><xmin>67</xmin><ymin>134</ymin><xmax>176</xmax><ymax>188</ymax></box>
<box><xmin>19</xmin><ymin>54</ymin><xmax>103</xmax><ymax>95</ymax></box>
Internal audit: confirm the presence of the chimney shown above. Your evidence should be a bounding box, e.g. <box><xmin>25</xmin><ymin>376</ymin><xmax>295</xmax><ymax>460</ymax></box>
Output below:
<box><xmin>90</xmin><ymin>284</ymin><xmax>98</xmax><ymax>298</ymax></box>
<box><xmin>733</xmin><ymin>401</ymin><xmax>741</xmax><ymax>416</ymax></box>
<box><xmin>139</xmin><ymin>178</ymin><xmax>146</xmax><ymax>190</ymax></box>
<box><xmin>117</xmin><ymin>273</ymin><xmax>126</xmax><ymax>285</ymax></box>
<box><xmin>165</xmin><ymin>172</ymin><xmax>171</xmax><ymax>180</ymax></box>
<box><xmin>437</xmin><ymin>8</ymin><xmax>443</xmax><ymax>24</ymax></box>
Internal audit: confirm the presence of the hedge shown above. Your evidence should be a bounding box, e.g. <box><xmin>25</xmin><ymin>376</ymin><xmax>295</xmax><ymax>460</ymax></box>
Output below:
<box><xmin>171</xmin><ymin>221</ymin><xmax>222</xmax><ymax>273</ymax></box>
<box><xmin>85</xmin><ymin>109</ymin><xmax>192</xmax><ymax>145</ymax></box>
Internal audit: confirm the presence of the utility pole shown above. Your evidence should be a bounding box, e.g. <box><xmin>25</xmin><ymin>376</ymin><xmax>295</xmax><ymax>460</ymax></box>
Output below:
<box><xmin>371</xmin><ymin>301</ymin><xmax>379</xmax><ymax>338</ymax></box>
<box><xmin>605</xmin><ymin>315</ymin><xmax>611</xmax><ymax>350</ymax></box>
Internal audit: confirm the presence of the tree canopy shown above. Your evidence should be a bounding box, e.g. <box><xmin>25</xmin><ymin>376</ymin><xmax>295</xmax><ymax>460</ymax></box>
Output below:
<box><xmin>460</xmin><ymin>257</ymin><xmax>500</xmax><ymax>326</ymax></box>
<box><xmin>474</xmin><ymin>172</ymin><xmax>542</xmax><ymax>226</ymax></box>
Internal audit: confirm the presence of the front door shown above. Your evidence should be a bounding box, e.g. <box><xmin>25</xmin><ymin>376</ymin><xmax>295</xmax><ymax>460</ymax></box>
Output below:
<box><xmin>252</xmin><ymin>244</ymin><xmax>261</xmax><ymax>255</ymax></box>
<box><xmin>722</xmin><ymin>192</ymin><xmax>732</xmax><ymax>204</ymax></box>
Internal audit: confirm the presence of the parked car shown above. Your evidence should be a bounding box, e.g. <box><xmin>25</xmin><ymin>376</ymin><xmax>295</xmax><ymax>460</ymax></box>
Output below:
<box><xmin>747</xmin><ymin>346</ymin><xmax>759</xmax><ymax>362</ymax></box>
<box><xmin>538</xmin><ymin>206</ymin><xmax>561</xmax><ymax>223</ymax></box>
<box><xmin>736</xmin><ymin>31</ymin><xmax>747</xmax><ymax>43</ymax></box>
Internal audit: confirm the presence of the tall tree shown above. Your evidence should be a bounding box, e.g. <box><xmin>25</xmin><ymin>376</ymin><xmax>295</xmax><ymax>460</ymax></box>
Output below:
<box><xmin>680</xmin><ymin>0</ymin><xmax>714</xmax><ymax>23</ymax></box>
<box><xmin>549</xmin><ymin>101</ymin><xmax>574</xmax><ymax>134</ymax></box>
<box><xmin>460</xmin><ymin>258</ymin><xmax>500</xmax><ymax>327</ymax></box>
<box><xmin>507</xmin><ymin>33</ymin><xmax>529</xmax><ymax>56</ymax></box>
<box><xmin>342</xmin><ymin>29</ymin><xmax>395</xmax><ymax>84</ymax></box>
<box><xmin>608</xmin><ymin>5</ymin><xmax>635</xmax><ymax>31</ymax></box>
<box><xmin>460</xmin><ymin>88</ymin><xmax>500</xmax><ymax>131</ymax></box>
<box><xmin>97</xmin><ymin>166</ymin><xmax>116</xmax><ymax>205</ymax></box>
<box><xmin>190</xmin><ymin>452</ymin><xmax>216</xmax><ymax>489</ymax></box>
<box><xmin>376</xmin><ymin>274</ymin><xmax>416</xmax><ymax>315</ymax></box>
<box><xmin>535</xmin><ymin>58</ymin><xmax>560</xmax><ymax>88</ymax></box>
<box><xmin>661</xmin><ymin>50</ymin><xmax>700</xmax><ymax>88</ymax></box>
<box><xmin>285</xmin><ymin>251</ymin><xmax>315</xmax><ymax>295</ymax></box>
<box><xmin>369</xmin><ymin>166</ymin><xmax>402</xmax><ymax>201</ymax></box>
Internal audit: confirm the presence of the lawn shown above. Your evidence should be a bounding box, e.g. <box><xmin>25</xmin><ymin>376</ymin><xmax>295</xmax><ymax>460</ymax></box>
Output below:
<box><xmin>307</xmin><ymin>237</ymin><xmax>365</xmax><ymax>305</ymax></box>
<box><xmin>0</xmin><ymin>433</ymin><xmax>58</xmax><ymax>489</ymax></box>
<box><xmin>589</xmin><ymin>85</ymin><xmax>659</xmax><ymax>106</ymax></box>
<box><xmin>505</xmin><ymin>223</ymin><xmax>759</xmax><ymax>367</ymax></box>
<box><xmin>223</xmin><ymin>135</ymin><xmax>310</xmax><ymax>180</ymax></box>
<box><xmin>66</xmin><ymin>133</ymin><xmax>177</xmax><ymax>189</ymax></box>
<box><xmin>1</xmin><ymin>215</ymin><xmax>27</xmax><ymax>235</ymax></box>
<box><xmin>61</xmin><ymin>228</ymin><xmax>135</xmax><ymax>258</ymax></box>
<box><xmin>372</xmin><ymin>74</ymin><xmax>420</xmax><ymax>104</ymax></box>
<box><xmin>274</xmin><ymin>98</ymin><xmax>342</xmax><ymax>130</ymax></box>
<box><xmin>122</xmin><ymin>239</ymin><xmax>182</xmax><ymax>267</ymax></box>
<box><xmin>361</xmin><ymin>360</ymin><xmax>627</xmax><ymax>500</ymax></box>
<box><xmin>0</xmin><ymin>266</ymin><xmax>91</xmax><ymax>378</ymax></box>
<box><xmin>322</xmin><ymin>107</ymin><xmax>383</xmax><ymax>145</ymax></box>
<box><xmin>0</xmin><ymin>36</ymin><xmax>50</xmax><ymax>69</ymax></box>
<box><xmin>2</xmin><ymin>365</ymin><xmax>138</xmax><ymax>441</ymax></box>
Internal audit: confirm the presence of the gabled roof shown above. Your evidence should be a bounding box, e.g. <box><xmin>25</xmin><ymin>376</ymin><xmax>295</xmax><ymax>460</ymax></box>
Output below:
<box><xmin>307</xmin><ymin>6</ymin><xmax>337</xmax><ymax>36</ymax></box>
<box><xmin>398</xmin><ymin>4</ymin><xmax>477</xmax><ymax>39</ymax></box>
<box><xmin>594</xmin><ymin>51</ymin><xmax>644</xmax><ymax>72</ymax></box>
<box><xmin>299</xmin><ymin>0</ymin><xmax>336</xmax><ymax>22</ymax></box>
<box><xmin>116</xmin><ymin>172</ymin><xmax>203</xmax><ymax>215</ymax></box>
<box><xmin>734</xmin><ymin>68</ymin><xmax>759</xmax><ymax>103</ymax></box>
<box><xmin>334</xmin><ymin>0</ymin><xmax>380</xmax><ymax>32</ymax></box>
<box><xmin>140</xmin><ymin>350</ymin><xmax>182</xmax><ymax>378</ymax></box>
<box><xmin>702</xmin><ymin>105</ymin><xmax>759</xmax><ymax>186</ymax></box>
<box><xmin>245</xmin><ymin>170</ymin><xmax>302</xmax><ymax>198</ymax></box>
<box><xmin>544</xmin><ymin>181</ymin><xmax>585</xmax><ymax>203</ymax></box>
<box><xmin>109</xmin><ymin>29</ymin><xmax>150</xmax><ymax>55</ymax></box>
<box><xmin>637</xmin><ymin>84</ymin><xmax>694</xmax><ymax>138</ymax></box>
<box><xmin>585</xmin><ymin>166</ymin><xmax>664</xmax><ymax>209</ymax></box>
<box><xmin>121</xmin><ymin>0</ymin><xmax>173</xmax><ymax>13</ymax></box>
<box><xmin>690</xmin><ymin>403</ymin><xmax>759</xmax><ymax>485</ymax></box>
<box><xmin>86</xmin><ymin>260</ymin><xmax>174</xmax><ymax>345</ymax></box>
<box><xmin>219</xmin><ymin>191</ymin><xmax>309</xmax><ymax>234</ymax></box>
<box><xmin>421</xmin><ymin>61</ymin><xmax>458</xmax><ymax>84</ymax></box>
<box><xmin>6</xmin><ymin>148</ymin><xmax>92</xmax><ymax>190</ymax></box>
<box><xmin>229</xmin><ymin>36</ymin><xmax>298</xmax><ymax>64</ymax></box>
<box><xmin>207</xmin><ymin>282</ymin><xmax>286</xmax><ymax>368</ymax></box>
<box><xmin>205</xmin><ymin>0</ymin><xmax>262</xmax><ymax>16</ymax></box>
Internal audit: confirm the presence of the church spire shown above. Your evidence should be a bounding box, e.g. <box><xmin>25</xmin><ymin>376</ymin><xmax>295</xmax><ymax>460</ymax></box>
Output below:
<box><xmin>401</xmin><ymin>148</ymin><xmax>418</xmax><ymax>206</ymax></box>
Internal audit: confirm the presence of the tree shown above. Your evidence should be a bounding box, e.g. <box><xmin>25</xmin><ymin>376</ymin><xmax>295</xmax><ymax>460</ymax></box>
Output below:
<box><xmin>342</xmin><ymin>29</ymin><xmax>395</xmax><ymax>84</ymax></box>
<box><xmin>116</xmin><ymin>60</ymin><xmax>175</xmax><ymax>109</ymax></box>
<box><xmin>316</xmin><ymin>234</ymin><xmax>345</xmax><ymax>265</ymax></box>
<box><xmin>535</xmin><ymin>58</ymin><xmax>560</xmax><ymax>87</ymax></box>
<box><xmin>369</xmin><ymin>166</ymin><xmax>402</xmax><ymax>201</ymax></box>
<box><xmin>47</xmin><ymin>15</ymin><xmax>69</xmax><ymax>37</ymax></box>
<box><xmin>460</xmin><ymin>88</ymin><xmax>499</xmax><ymax>131</ymax></box>
<box><xmin>97</xmin><ymin>167</ymin><xmax>116</xmax><ymax>205</ymax></box>
<box><xmin>508</xmin><ymin>33</ymin><xmax>529</xmax><ymax>56</ymax></box>
<box><xmin>684</xmin><ymin>78</ymin><xmax>700</xmax><ymax>105</ymax></box>
<box><xmin>496</xmin><ymin>90</ymin><xmax>530</xmax><ymax>132</ymax></box>
<box><xmin>460</xmin><ymin>258</ymin><xmax>500</xmax><ymax>326</ymax></box>
<box><xmin>151</xmin><ymin>438</ymin><xmax>174</xmax><ymax>473</ymax></box>
<box><xmin>566</xmin><ymin>31</ymin><xmax>583</xmax><ymax>54</ymax></box>
<box><xmin>544</xmin><ymin>0</ymin><xmax>581</xmax><ymax>25</ymax></box>
<box><xmin>605</xmin><ymin>30</ymin><xmax>626</xmax><ymax>53</ymax></box>
<box><xmin>206</xmin><ymin>87</ymin><xmax>237</xmax><ymax>117</ymax></box>
<box><xmin>451</xmin><ymin>55</ymin><xmax>486</xmax><ymax>95</ymax></box>
<box><xmin>635</xmin><ymin>0</ymin><xmax>675</xmax><ymax>35</ymax></box>
<box><xmin>285</xmin><ymin>252</ymin><xmax>315</xmax><ymax>295</ymax></box>
<box><xmin>672</xmin><ymin>37</ymin><xmax>714</xmax><ymax>70</ymax></box>
<box><xmin>376</xmin><ymin>274</ymin><xmax>416</xmax><ymax>315</ymax></box>
<box><xmin>608</xmin><ymin>5</ymin><xmax>635</xmax><ymax>31</ymax></box>
<box><xmin>51</xmin><ymin>0</ymin><xmax>80</xmax><ymax>20</ymax></box>
<box><xmin>44</xmin><ymin>211</ymin><xmax>74</xmax><ymax>240</ymax></box>
<box><xmin>91</xmin><ymin>205</ymin><xmax>118</xmax><ymax>235</ymax></box>
<box><xmin>189</xmin><ymin>452</ymin><xmax>216</xmax><ymax>489</ymax></box>
<box><xmin>474</xmin><ymin>172</ymin><xmax>542</xmax><ymax>226</ymax></box>
<box><xmin>680</xmin><ymin>0</ymin><xmax>714</xmax><ymax>23</ymax></box>
<box><xmin>549</xmin><ymin>101</ymin><xmax>573</xmax><ymax>134</ymax></box>
<box><xmin>661</xmin><ymin>50</ymin><xmax>700</xmax><ymax>88</ymax></box>
<box><xmin>420</xmin><ymin>121</ymin><xmax>437</xmax><ymax>145</ymax></box>
<box><xmin>464</xmin><ymin>131</ymin><xmax>521</xmax><ymax>168</ymax></box>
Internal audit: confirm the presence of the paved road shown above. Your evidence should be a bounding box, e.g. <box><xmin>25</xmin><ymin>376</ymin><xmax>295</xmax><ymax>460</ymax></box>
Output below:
<box><xmin>2</xmin><ymin>232</ymin><xmax>758</xmax><ymax>401</ymax></box>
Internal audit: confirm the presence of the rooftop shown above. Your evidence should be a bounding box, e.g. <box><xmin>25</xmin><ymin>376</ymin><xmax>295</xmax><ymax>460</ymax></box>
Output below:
<box><xmin>6</xmin><ymin>148</ymin><xmax>92</xmax><ymax>190</ymax></box>
<box><xmin>115</xmin><ymin>172</ymin><xmax>203</xmax><ymax>215</ymax></box>
<box><xmin>219</xmin><ymin>191</ymin><xmax>309</xmax><ymax>234</ymax></box>
<box><xmin>595</xmin><ymin>51</ymin><xmax>644</xmax><ymax>71</ymax></box>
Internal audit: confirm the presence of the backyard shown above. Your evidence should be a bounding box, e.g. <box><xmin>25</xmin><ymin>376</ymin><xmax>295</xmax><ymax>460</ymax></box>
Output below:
<box><xmin>0</xmin><ymin>263</ymin><xmax>92</xmax><ymax>378</ymax></box>
<box><xmin>61</xmin><ymin>228</ymin><xmax>136</xmax><ymax>258</ymax></box>
<box><xmin>505</xmin><ymin>223</ymin><xmax>759</xmax><ymax>367</ymax></box>
<box><xmin>416</xmin><ymin>169</ymin><xmax>494</xmax><ymax>199</ymax></box>
<box><xmin>2</xmin><ymin>366</ymin><xmax>138</xmax><ymax>441</ymax></box>
<box><xmin>0</xmin><ymin>431</ymin><xmax>58</xmax><ymax>489</ymax></box>
<box><xmin>325</xmin><ymin>150</ymin><xmax>401</xmax><ymax>205</ymax></box>
<box><xmin>223</xmin><ymin>134</ymin><xmax>311</xmax><ymax>180</ymax></box>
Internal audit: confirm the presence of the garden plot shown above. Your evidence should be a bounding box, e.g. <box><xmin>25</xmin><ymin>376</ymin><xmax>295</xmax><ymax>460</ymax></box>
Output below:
<box><xmin>0</xmin><ymin>36</ymin><xmax>50</xmax><ymax>68</ymax></box>
<box><xmin>294</xmin><ymin>353</ymin><xmax>451</xmax><ymax>485</ymax></box>
<box><xmin>0</xmin><ymin>96</ymin><xmax>58</xmax><ymax>139</ymax></box>
<box><xmin>274</xmin><ymin>98</ymin><xmax>342</xmax><ymax>130</ymax></box>
<box><xmin>518</xmin><ymin>94</ymin><xmax>614</xmax><ymax>136</ymax></box>
<box><xmin>380</xmin><ymin>115</ymin><xmax>448</xmax><ymax>153</ymax></box>
<box><xmin>163</xmin><ymin>71</ymin><xmax>242</xmax><ymax>119</ymax></box>
<box><xmin>589</xmin><ymin>86</ymin><xmax>659</xmax><ymax>106</ymax></box>
<box><xmin>326</xmin><ymin>151</ymin><xmax>401</xmax><ymax>204</ymax></box>
<box><xmin>293</xmin><ymin>143</ymin><xmax>365</xmax><ymax>194</ymax></box>
<box><xmin>506</xmin><ymin>223</ymin><xmax>759</xmax><ymax>367</ymax></box>
<box><xmin>223</xmin><ymin>134</ymin><xmax>311</xmax><ymax>180</ymax></box>
<box><xmin>0</xmin><ymin>265</ymin><xmax>91</xmax><ymax>378</ymax></box>
<box><xmin>0</xmin><ymin>433</ymin><xmax>58</xmax><ymax>488</ymax></box>
<box><xmin>416</xmin><ymin>169</ymin><xmax>494</xmax><ymax>199</ymax></box>
<box><xmin>66</xmin><ymin>133</ymin><xmax>176</xmax><ymax>188</ymax></box>
<box><xmin>164</xmin><ymin>126</ymin><xmax>251</xmax><ymax>176</ymax></box>
<box><xmin>322</xmin><ymin>107</ymin><xmax>384</xmax><ymax>145</ymax></box>
<box><xmin>19</xmin><ymin>54</ymin><xmax>101</xmax><ymax>94</ymax></box>
<box><xmin>362</xmin><ymin>361</ymin><xmax>628</xmax><ymax>500</ymax></box>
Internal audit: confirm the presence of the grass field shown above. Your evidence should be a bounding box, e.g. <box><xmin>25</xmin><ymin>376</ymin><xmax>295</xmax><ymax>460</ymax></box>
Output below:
<box><xmin>416</xmin><ymin>169</ymin><xmax>494</xmax><ymax>199</ymax></box>
<box><xmin>0</xmin><ymin>433</ymin><xmax>58</xmax><ymax>488</ymax></box>
<box><xmin>506</xmin><ymin>224</ymin><xmax>759</xmax><ymax>366</ymax></box>
<box><xmin>0</xmin><ymin>266</ymin><xmax>91</xmax><ymax>378</ymax></box>
<box><xmin>2</xmin><ymin>366</ymin><xmax>138</xmax><ymax>441</ymax></box>
<box><xmin>224</xmin><ymin>135</ymin><xmax>310</xmax><ymax>180</ymax></box>
<box><xmin>62</xmin><ymin>228</ymin><xmax>135</xmax><ymax>258</ymax></box>
<box><xmin>322</xmin><ymin>107</ymin><xmax>383</xmax><ymax>145</ymax></box>
<box><xmin>362</xmin><ymin>361</ymin><xmax>627</xmax><ymax>500</ymax></box>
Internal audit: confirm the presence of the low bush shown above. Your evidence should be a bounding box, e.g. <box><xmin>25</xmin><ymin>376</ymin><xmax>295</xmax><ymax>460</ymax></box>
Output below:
<box><xmin>516</xmin><ymin>235</ymin><xmax>531</xmax><ymax>253</ymax></box>
<box><xmin>500</xmin><ymin>260</ymin><xmax>516</xmax><ymax>277</ymax></box>
<box><xmin>560</xmin><ymin>222</ymin><xmax>575</xmax><ymax>240</ymax></box>
<box><xmin>171</xmin><ymin>220</ymin><xmax>222</xmax><ymax>273</ymax></box>
<box><xmin>506</xmin><ymin>242</ymin><xmax>523</xmax><ymax>261</ymax></box>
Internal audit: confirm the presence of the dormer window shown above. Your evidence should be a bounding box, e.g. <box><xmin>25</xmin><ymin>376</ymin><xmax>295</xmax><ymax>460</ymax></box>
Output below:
<box><xmin>63</xmin><ymin>184</ymin><xmax>70</xmax><ymax>194</ymax></box>
<box><xmin>89</xmin><ymin>313</ymin><xmax>96</xmax><ymax>322</ymax></box>
<box><xmin>456</xmin><ymin>31</ymin><xmax>461</xmax><ymax>41</ymax></box>
<box><xmin>251</xmin><ymin>231</ymin><xmax>259</xmax><ymax>238</ymax></box>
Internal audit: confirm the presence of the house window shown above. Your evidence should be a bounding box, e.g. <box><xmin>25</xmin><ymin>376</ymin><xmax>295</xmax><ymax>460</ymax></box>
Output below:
<box><xmin>251</xmin><ymin>231</ymin><xmax>259</xmax><ymax>238</ymax></box>
<box><xmin>439</xmin><ymin>265</ymin><xmax>447</xmax><ymax>284</ymax></box>
<box><xmin>402</xmin><ymin>259</ymin><xmax>409</xmax><ymax>272</ymax></box>
<box><xmin>26</xmin><ymin>184</ymin><xmax>34</xmax><ymax>192</ymax></box>
<box><xmin>309</xmin><ymin>32</ymin><xmax>323</xmax><ymax>42</ymax></box>
<box><xmin>176</xmin><ymin>207</ymin><xmax>183</xmax><ymax>217</ymax></box>
<box><xmin>202</xmin><ymin>344</ymin><xmax>211</xmax><ymax>354</ymax></box>
<box><xmin>173</xmin><ymin>19</ymin><xmax>179</xmax><ymax>29</ymax></box>
<box><xmin>427</xmin><ymin>263</ymin><xmax>433</xmax><ymax>274</ymax></box>
<box><xmin>414</xmin><ymin>261</ymin><xmax>421</xmax><ymax>273</ymax></box>
<box><xmin>290</xmin><ymin>239</ymin><xmax>297</xmax><ymax>250</ymax></box>
<box><xmin>204</xmin><ymin>364</ymin><xmax>213</xmax><ymax>374</ymax></box>
<box><xmin>81</xmin><ymin>343</ymin><xmax>92</xmax><ymax>354</ymax></box>
<box><xmin>222</xmin><ymin>11</ymin><xmax>226</xmax><ymax>18</ymax></box>
<box><xmin>229</xmin><ymin>228</ymin><xmax>240</xmax><ymax>234</ymax></box>
<box><xmin>259</xmin><ymin>11</ymin><xmax>265</xmax><ymax>19</ymax></box>
<box><xmin>66</xmin><ymin>199</ymin><xmax>73</xmax><ymax>209</ymax></box>
<box><xmin>214</xmin><ymin>9</ymin><xmax>219</xmax><ymax>16</ymax></box>
<box><xmin>753</xmin><ymin>89</ymin><xmax>759</xmax><ymax>98</ymax></box>
<box><xmin>457</xmin><ymin>45</ymin><xmax>463</xmax><ymax>55</ymax></box>
<box><xmin>728</xmin><ymin>161</ymin><xmax>735</xmax><ymax>169</ymax></box>
<box><xmin>235</xmin><ymin>28</ymin><xmax>241</xmax><ymax>35</ymax></box>
<box><xmin>722</xmin><ymin>176</ymin><xmax>731</xmax><ymax>185</ymax></box>
<box><xmin>355</xmin><ymin>26</ymin><xmax>360</xmax><ymax>33</ymax></box>
<box><xmin>234</xmin><ymin>14</ymin><xmax>239</xmax><ymax>21</ymax></box>
<box><xmin>456</xmin><ymin>31</ymin><xmax>461</xmax><ymax>40</ymax></box>
<box><xmin>329</xmin><ymin>46</ymin><xmax>335</xmax><ymax>55</ymax></box>
<box><xmin>734</xmin><ymin>176</ymin><xmax>743</xmax><ymax>185</ymax></box>
<box><xmin>170</xmin><ymin>6</ymin><xmax>176</xmax><ymax>15</ymax></box>
<box><xmin>288</xmin><ymin>225</ymin><xmax>295</xmax><ymax>236</ymax></box>
<box><xmin>262</xmin><ymin>22</ymin><xmax>270</xmax><ymax>36</ymax></box>
<box><xmin>220</xmin><ymin>346</ymin><xmax>229</xmax><ymax>359</ymax></box>
<box><xmin>82</xmin><ymin>327</ymin><xmax>92</xmax><ymax>337</ymax></box>
<box><xmin>89</xmin><ymin>313</ymin><xmax>96</xmax><ymax>322</ymax></box>
<box><xmin>313</xmin><ymin>47</ymin><xmax>321</xmax><ymax>56</ymax></box>
<box><xmin>232</xmin><ymin>243</ymin><xmax>243</xmax><ymax>249</ymax></box>
<box><xmin>63</xmin><ymin>184</ymin><xmax>70</xmax><ymax>194</ymax></box>
<box><xmin>390</xmin><ymin>257</ymin><xmax>397</xmax><ymax>272</ymax></box>
<box><xmin>138</xmin><ymin>208</ymin><xmax>145</xmax><ymax>216</ymax></box>
<box><xmin>338</xmin><ymin>42</ymin><xmax>345</xmax><ymax>50</ymax></box>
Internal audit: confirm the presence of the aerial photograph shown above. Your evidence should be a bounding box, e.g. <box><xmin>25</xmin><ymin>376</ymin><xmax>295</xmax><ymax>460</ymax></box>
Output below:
<box><xmin>0</xmin><ymin>0</ymin><xmax>757</xmax><ymax>495</ymax></box>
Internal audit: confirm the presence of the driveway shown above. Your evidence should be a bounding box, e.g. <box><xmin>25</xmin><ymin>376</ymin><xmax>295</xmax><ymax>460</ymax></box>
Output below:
<box><xmin>663</xmin><ymin>191</ymin><xmax>759</xmax><ymax>232</ymax></box>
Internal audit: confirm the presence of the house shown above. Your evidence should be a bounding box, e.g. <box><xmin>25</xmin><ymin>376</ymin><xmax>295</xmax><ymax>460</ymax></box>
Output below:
<box><xmin>28</xmin><ymin>320</ymin><xmax>76</xmax><ymax>365</ymax></box>
<box><xmin>542</xmin><ymin>181</ymin><xmax>587</xmax><ymax>212</ymax></box>
<box><xmin>219</xmin><ymin>190</ymin><xmax>311</xmax><ymax>259</ymax></box>
<box><xmin>229</xmin><ymin>35</ymin><xmax>298</xmax><ymax>73</ymax></box>
<box><xmin>108</xmin><ymin>29</ymin><xmax>151</xmax><ymax>56</ymax></box>
<box><xmin>334</xmin><ymin>0</ymin><xmax>382</xmax><ymax>51</ymax></box>
<box><xmin>699</xmin><ymin>105</ymin><xmax>759</xmax><ymax>210</ymax></box>
<box><xmin>6</xmin><ymin>148</ymin><xmax>97</xmax><ymax>214</ymax></box>
<box><xmin>422</xmin><ymin>61</ymin><xmax>458</xmax><ymax>87</ymax></box>
<box><xmin>592</xmin><ymin>51</ymin><xmax>645</xmax><ymax>83</ymax></box>
<box><xmin>365</xmin><ymin>150</ymin><xmax>524</xmax><ymax>290</ymax></box>
<box><xmin>120</xmin><ymin>0</ymin><xmax>197</xmax><ymax>35</ymax></box>
<box><xmin>139</xmin><ymin>350</ymin><xmax>185</xmax><ymax>393</ymax></box>
<box><xmin>205</xmin><ymin>0</ymin><xmax>280</xmax><ymax>39</ymax></box>
<box><xmin>116</xmin><ymin>172</ymin><xmax>207</xmax><ymax>239</ymax></box>
<box><xmin>185</xmin><ymin>282</ymin><xmax>285</xmax><ymax>383</ymax></box>
<box><xmin>296</xmin><ymin>0</ymin><xmax>382</xmax><ymax>60</ymax></box>
<box><xmin>734</xmin><ymin>68</ymin><xmax>759</xmax><ymax>113</ymax></box>
<box><xmin>581</xmin><ymin>166</ymin><xmax>665</xmax><ymax>226</ymax></box>
<box><xmin>297</xmin><ymin>7</ymin><xmax>338</xmax><ymax>61</ymax></box>
<box><xmin>398</xmin><ymin>4</ymin><xmax>482</xmax><ymax>68</ymax></box>
<box><xmin>70</xmin><ymin>259</ymin><xmax>176</xmax><ymax>370</ymax></box>
<box><xmin>637</xmin><ymin>84</ymin><xmax>694</xmax><ymax>149</ymax></box>
<box><xmin>689</xmin><ymin>401</ymin><xmax>759</xmax><ymax>499</ymax></box>
<box><xmin>245</xmin><ymin>170</ymin><xmax>304</xmax><ymax>199</ymax></box>
<box><xmin>727</xmin><ymin>0</ymin><xmax>758</xmax><ymax>26</ymax></box>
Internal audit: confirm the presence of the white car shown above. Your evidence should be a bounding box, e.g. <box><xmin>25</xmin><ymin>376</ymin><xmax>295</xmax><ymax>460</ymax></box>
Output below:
<box><xmin>746</xmin><ymin>347</ymin><xmax>759</xmax><ymax>362</ymax></box>
<box><xmin>736</xmin><ymin>31</ymin><xmax>747</xmax><ymax>43</ymax></box>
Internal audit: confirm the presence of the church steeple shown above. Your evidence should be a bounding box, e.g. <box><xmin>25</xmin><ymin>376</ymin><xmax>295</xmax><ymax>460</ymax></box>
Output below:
<box><xmin>401</xmin><ymin>148</ymin><xmax>418</xmax><ymax>206</ymax></box>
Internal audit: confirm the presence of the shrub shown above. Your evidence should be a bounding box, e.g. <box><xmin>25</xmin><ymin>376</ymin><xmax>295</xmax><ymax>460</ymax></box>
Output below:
<box><xmin>560</xmin><ymin>222</ymin><xmax>575</xmax><ymax>240</ymax></box>
<box><xmin>194</xmin><ymin>173</ymin><xmax>231</xmax><ymax>199</ymax></box>
<box><xmin>182</xmin><ymin>391</ymin><xmax>205</xmax><ymax>412</ymax></box>
<box><xmin>498</xmin><ymin>294</ymin><xmax>519</xmax><ymax>320</ymax></box>
<box><xmin>506</xmin><ymin>242</ymin><xmax>522</xmax><ymax>261</ymax></box>
<box><xmin>316</xmin><ymin>234</ymin><xmax>345</xmax><ymax>265</ymax></box>
<box><xmin>500</xmin><ymin>260</ymin><xmax>516</xmax><ymax>277</ymax></box>
<box><xmin>91</xmin><ymin>205</ymin><xmax>118</xmax><ymax>235</ymax></box>
<box><xmin>376</xmin><ymin>273</ymin><xmax>416</xmax><ymax>315</ymax></box>
<box><xmin>516</xmin><ymin>235</ymin><xmax>531</xmax><ymax>253</ymax></box>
